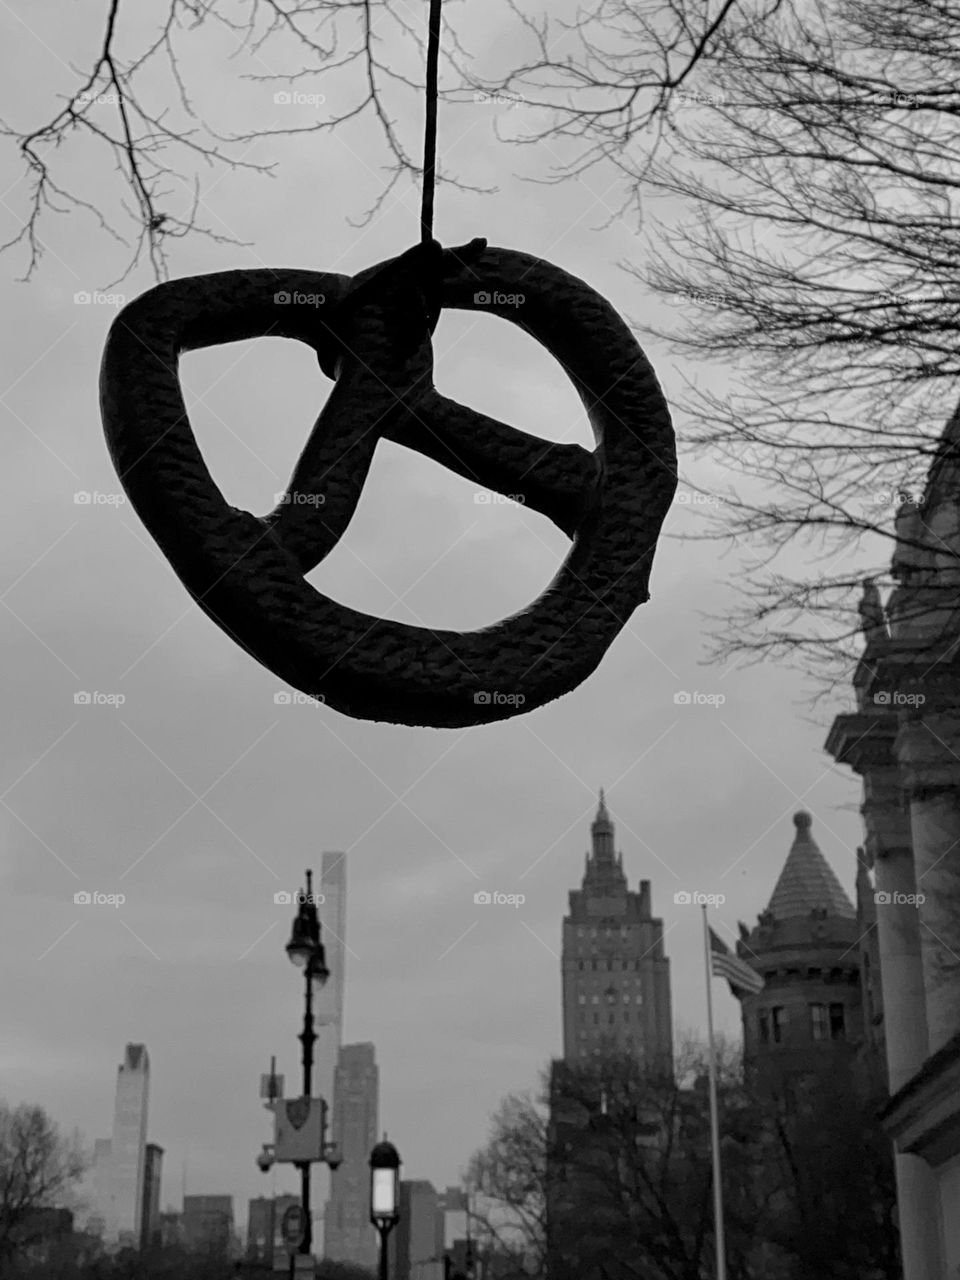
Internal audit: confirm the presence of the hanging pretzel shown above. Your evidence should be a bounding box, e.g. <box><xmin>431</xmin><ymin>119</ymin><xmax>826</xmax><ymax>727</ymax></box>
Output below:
<box><xmin>100</xmin><ymin>238</ymin><xmax>676</xmax><ymax>727</ymax></box>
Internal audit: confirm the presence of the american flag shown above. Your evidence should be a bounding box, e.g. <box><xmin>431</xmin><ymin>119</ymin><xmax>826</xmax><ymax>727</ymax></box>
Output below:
<box><xmin>709</xmin><ymin>927</ymin><xmax>764</xmax><ymax>995</ymax></box>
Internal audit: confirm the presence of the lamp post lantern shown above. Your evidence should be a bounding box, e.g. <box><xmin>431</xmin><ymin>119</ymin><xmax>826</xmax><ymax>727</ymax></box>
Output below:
<box><xmin>285</xmin><ymin>869</ymin><xmax>329</xmax><ymax>1261</ymax></box>
<box><xmin>369</xmin><ymin>1136</ymin><xmax>401</xmax><ymax>1280</ymax></box>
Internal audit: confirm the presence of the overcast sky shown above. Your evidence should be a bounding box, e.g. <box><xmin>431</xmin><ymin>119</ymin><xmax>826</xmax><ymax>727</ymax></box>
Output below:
<box><xmin>0</xmin><ymin>0</ymin><xmax>873</xmax><ymax>1236</ymax></box>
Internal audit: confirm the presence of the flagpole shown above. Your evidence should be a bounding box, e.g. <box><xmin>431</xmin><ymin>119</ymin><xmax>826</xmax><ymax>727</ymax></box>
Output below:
<box><xmin>702</xmin><ymin>904</ymin><xmax>727</xmax><ymax>1280</ymax></box>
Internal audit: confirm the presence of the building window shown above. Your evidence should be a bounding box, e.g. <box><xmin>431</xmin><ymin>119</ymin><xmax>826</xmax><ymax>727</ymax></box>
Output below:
<box><xmin>609</xmin><ymin>1013</ymin><xmax>615</xmax><ymax>1024</ymax></box>
<box><xmin>829</xmin><ymin>1003</ymin><xmax>846</xmax><ymax>1039</ymax></box>
<box><xmin>578</xmin><ymin>994</ymin><xmax>586</xmax><ymax>1004</ymax></box>
<box><xmin>810</xmin><ymin>1004</ymin><xmax>828</xmax><ymax>1041</ymax></box>
<box><xmin>623</xmin><ymin>994</ymin><xmax>630</xmax><ymax>1003</ymax></box>
<box><xmin>635</xmin><ymin>995</ymin><xmax>642</xmax><ymax>1004</ymax></box>
<box><xmin>592</xmin><ymin>960</ymin><xmax>598</xmax><ymax>970</ymax></box>
<box><xmin>623</xmin><ymin>1011</ymin><xmax>629</xmax><ymax>1022</ymax></box>
<box><xmin>591</xmin><ymin>995</ymin><xmax>599</xmax><ymax>1004</ymax></box>
<box><xmin>607</xmin><ymin>960</ymin><xmax>613</xmax><ymax>970</ymax></box>
<box><xmin>758</xmin><ymin>1011</ymin><xmax>770</xmax><ymax>1044</ymax></box>
<box><xmin>578</xmin><ymin>961</ymin><xmax>584</xmax><ymax>971</ymax></box>
<box><xmin>622</xmin><ymin>960</ymin><xmax>628</xmax><ymax>970</ymax></box>
<box><xmin>771</xmin><ymin>1007</ymin><xmax>786</xmax><ymax>1043</ymax></box>
<box><xmin>593</xmin><ymin>1013</ymin><xmax>598</xmax><ymax>1024</ymax></box>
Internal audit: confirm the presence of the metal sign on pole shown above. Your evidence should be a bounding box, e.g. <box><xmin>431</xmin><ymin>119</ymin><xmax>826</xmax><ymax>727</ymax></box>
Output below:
<box><xmin>281</xmin><ymin>1204</ymin><xmax>307</xmax><ymax>1252</ymax></box>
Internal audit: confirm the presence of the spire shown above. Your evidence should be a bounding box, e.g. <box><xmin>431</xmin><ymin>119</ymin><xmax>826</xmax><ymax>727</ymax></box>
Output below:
<box><xmin>765</xmin><ymin>811</ymin><xmax>855</xmax><ymax>921</ymax></box>
<box><xmin>581</xmin><ymin>790</ymin><xmax>627</xmax><ymax>894</ymax></box>
<box><xmin>591</xmin><ymin>789</ymin><xmax>615</xmax><ymax>863</ymax></box>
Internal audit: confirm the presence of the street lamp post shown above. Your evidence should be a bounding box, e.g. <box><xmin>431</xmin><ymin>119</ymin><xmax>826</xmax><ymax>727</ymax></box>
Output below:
<box><xmin>285</xmin><ymin>870</ymin><xmax>330</xmax><ymax>1261</ymax></box>
<box><xmin>369</xmin><ymin>1137</ymin><xmax>402</xmax><ymax>1280</ymax></box>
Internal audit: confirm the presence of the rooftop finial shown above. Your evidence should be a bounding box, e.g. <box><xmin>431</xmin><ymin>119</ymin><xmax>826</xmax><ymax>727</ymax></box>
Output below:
<box><xmin>793</xmin><ymin>810</ymin><xmax>812</xmax><ymax>832</ymax></box>
<box><xmin>858</xmin><ymin>578</ymin><xmax>887</xmax><ymax>644</ymax></box>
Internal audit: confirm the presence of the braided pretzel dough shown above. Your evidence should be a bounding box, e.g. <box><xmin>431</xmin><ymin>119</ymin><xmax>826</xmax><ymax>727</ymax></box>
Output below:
<box><xmin>100</xmin><ymin>241</ymin><xmax>676</xmax><ymax>727</ymax></box>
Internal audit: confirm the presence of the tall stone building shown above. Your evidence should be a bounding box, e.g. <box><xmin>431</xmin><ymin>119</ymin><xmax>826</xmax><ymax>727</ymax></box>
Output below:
<box><xmin>246</xmin><ymin>1194</ymin><xmax>300</xmax><ymax>1265</ymax></box>
<box><xmin>734</xmin><ymin>811</ymin><xmax>867</xmax><ymax>1087</ymax></box>
<box><xmin>547</xmin><ymin>794</ymin><xmax>673</xmax><ymax>1279</ymax></box>
<box><xmin>139</xmin><ymin>1143</ymin><xmax>163</xmax><ymax>1250</ymax></box>
<box><xmin>825</xmin><ymin>404</ymin><xmax>960</xmax><ymax>1280</ymax></box>
<box><xmin>323</xmin><ymin>1042</ymin><xmax>379</xmax><ymax>1270</ymax></box>
<box><xmin>181</xmin><ymin>1195</ymin><xmax>234</xmax><ymax>1254</ymax></box>
<box><xmin>92</xmin><ymin>1044</ymin><xmax>151</xmax><ymax>1246</ymax></box>
<box><xmin>561</xmin><ymin>791</ymin><xmax>673</xmax><ymax>1074</ymax></box>
<box><xmin>386</xmin><ymin>1181</ymin><xmax>444</xmax><ymax>1280</ymax></box>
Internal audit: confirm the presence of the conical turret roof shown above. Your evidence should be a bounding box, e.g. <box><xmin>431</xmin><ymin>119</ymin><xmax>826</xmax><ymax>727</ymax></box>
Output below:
<box><xmin>766</xmin><ymin>811</ymin><xmax>855</xmax><ymax>921</ymax></box>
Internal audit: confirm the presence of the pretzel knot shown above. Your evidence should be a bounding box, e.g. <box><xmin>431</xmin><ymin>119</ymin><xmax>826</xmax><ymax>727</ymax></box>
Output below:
<box><xmin>100</xmin><ymin>241</ymin><xmax>676</xmax><ymax>727</ymax></box>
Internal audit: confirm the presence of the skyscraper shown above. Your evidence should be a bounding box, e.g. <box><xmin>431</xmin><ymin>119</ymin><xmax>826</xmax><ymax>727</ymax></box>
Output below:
<box><xmin>105</xmin><ymin>1043</ymin><xmax>150</xmax><ymax>1246</ymax></box>
<box><xmin>140</xmin><ymin>1143</ymin><xmax>164</xmax><ymax>1249</ymax></box>
<box><xmin>323</xmin><ymin>1042</ymin><xmax>379</xmax><ymax>1269</ymax></box>
<box><xmin>246</xmin><ymin>1194</ymin><xmax>301</xmax><ymax>1265</ymax></box>
<box><xmin>387</xmin><ymin>1181</ymin><xmax>444</xmax><ymax>1280</ymax></box>
<box><xmin>561</xmin><ymin>792</ymin><xmax>673</xmax><ymax>1073</ymax></box>
<box><xmin>182</xmin><ymin>1195</ymin><xmax>234</xmax><ymax>1254</ymax></box>
<box><xmin>316</xmin><ymin>851</ymin><xmax>347</xmax><ymax>1052</ymax></box>
<box><xmin>89</xmin><ymin>1138</ymin><xmax>112</xmax><ymax>1238</ymax></box>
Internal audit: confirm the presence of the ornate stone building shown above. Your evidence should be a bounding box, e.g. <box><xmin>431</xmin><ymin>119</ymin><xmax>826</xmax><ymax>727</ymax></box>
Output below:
<box><xmin>734</xmin><ymin>811</ymin><xmax>869</xmax><ymax>1089</ymax></box>
<box><xmin>560</xmin><ymin>791</ymin><xmax>673</xmax><ymax>1074</ymax></box>
<box><xmin>547</xmin><ymin>794</ymin><xmax>674</xmax><ymax>1278</ymax></box>
<box><xmin>826</xmin><ymin>405</ymin><xmax>960</xmax><ymax>1279</ymax></box>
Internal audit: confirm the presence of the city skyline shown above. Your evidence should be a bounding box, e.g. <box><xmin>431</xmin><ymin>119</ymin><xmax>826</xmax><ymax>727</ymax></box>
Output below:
<box><xmin>20</xmin><ymin>793</ymin><xmax>870</xmax><ymax>1241</ymax></box>
<box><xmin>60</xmin><ymin>801</ymin><xmax>873</xmax><ymax>1245</ymax></box>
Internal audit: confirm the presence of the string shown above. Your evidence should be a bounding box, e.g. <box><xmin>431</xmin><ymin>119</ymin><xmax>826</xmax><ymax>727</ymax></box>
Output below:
<box><xmin>420</xmin><ymin>0</ymin><xmax>443</xmax><ymax>244</ymax></box>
